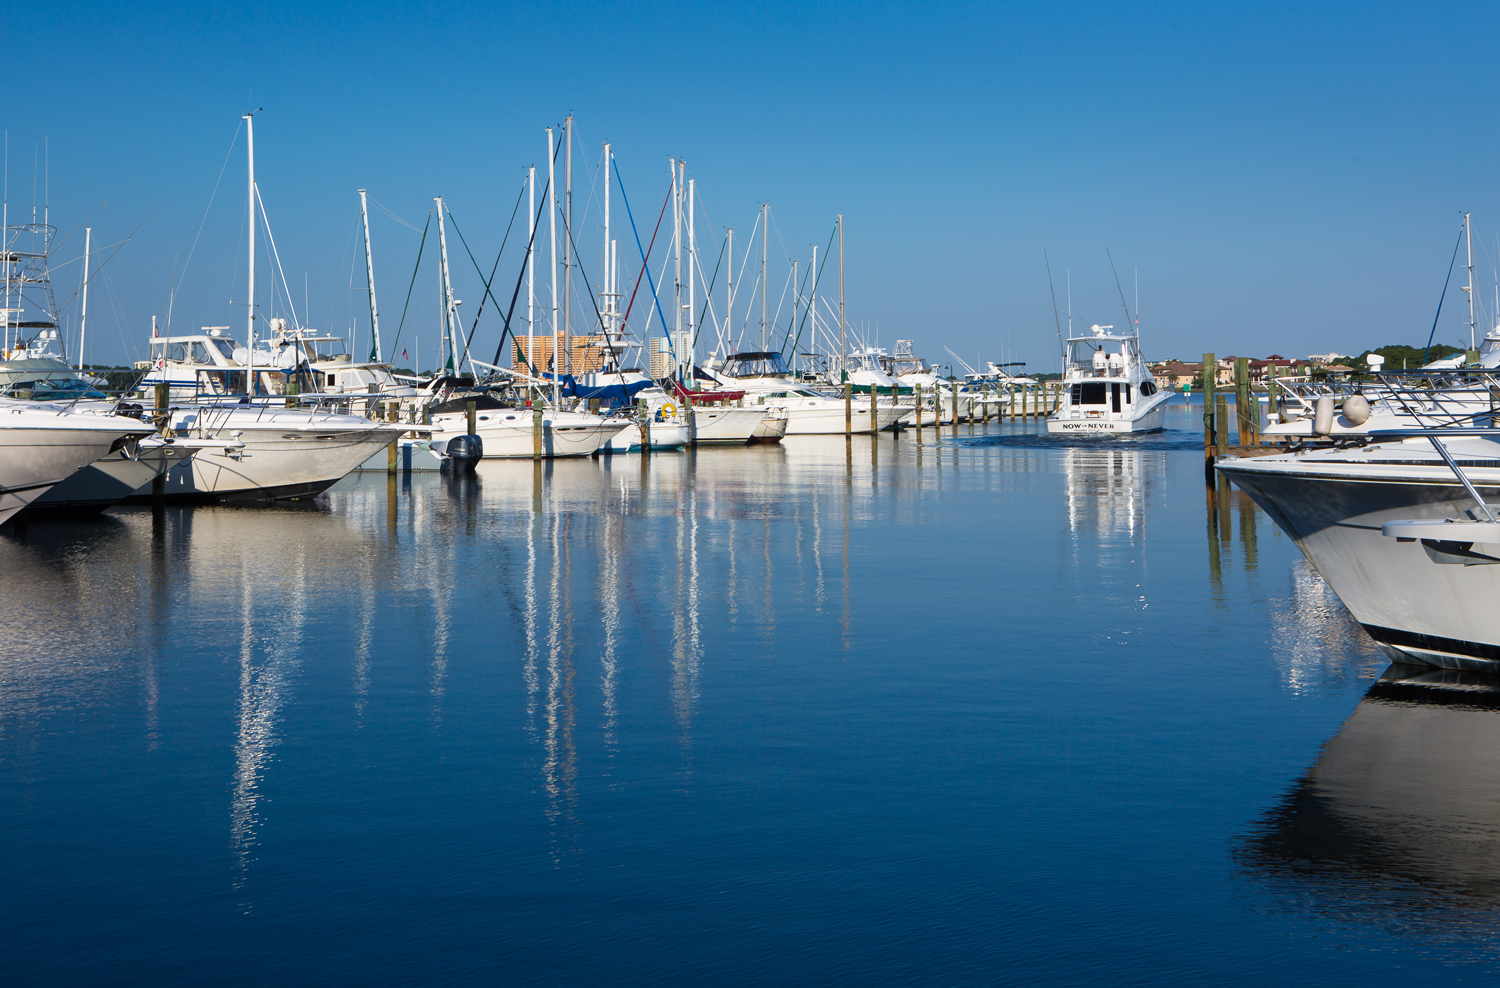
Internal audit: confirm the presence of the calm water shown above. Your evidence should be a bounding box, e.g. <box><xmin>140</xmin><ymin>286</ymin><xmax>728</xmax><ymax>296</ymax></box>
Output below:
<box><xmin>2</xmin><ymin>400</ymin><xmax>1494</xmax><ymax>985</ymax></box>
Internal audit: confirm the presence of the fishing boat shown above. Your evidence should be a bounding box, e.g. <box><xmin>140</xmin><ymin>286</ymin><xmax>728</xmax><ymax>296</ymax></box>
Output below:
<box><xmin>1218</xmin><ymin>426</ymin><xmax>1500</xmax><ymax>671</ymax></box>
<box><xmin>1047</xmin><ymin>324</ymin><xmax>1169</xmax><ymax>434</ymax></box>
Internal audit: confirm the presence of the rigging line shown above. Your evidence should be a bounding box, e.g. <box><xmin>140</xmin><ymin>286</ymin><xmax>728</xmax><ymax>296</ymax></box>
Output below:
<box><xmin>692</xmin><ymin>236</ymin><xmax>728</xmax><ymax>348</ymax></box>
<box><xmin>1423</xmin><ymin>222</ymin><xmax>1467</xmax><ymax>366</ymax></box>
<box><xmin>1105</xmin><ymin>249</ymin><xmax>1136</xmax><ymax>335</ymax></box>
<box><xmin>490</xmin><ymin>136</ymin><xmax>562</xmax><ymax>371</ymax></box>
<box><xmin>786</xmin><ymin>223</ymin><xmax>837</xmax><ymax>359</ymax></box>
<box><xmin>370</xmin><ymin>197</ymin><xmax>424</xmax><ymax>232</ymax></box>
<box><xmin>333</xmin><ymin>209</ymin><xmax>357</xmax><ymax>338</ymax></box>
<box><xmin>165</xmin><ymin>122</ymin><xmax>242</xmax><ymax>328</ymax></box>
<box><xmin>555</xmin><ymin>189</ymin><xmax>619</xmax><ymax>367</ymax></box>
<box><xmin>611</xmin><ymin>157</ymin><xmax>672</xmax><ymax>345</ymax></box>
<box><xmin>769</xmin><ymin>264</ymin><xmax>795</xmax><ymax>353</ymax></box>
<box><xmin>51</xmin><ymin>207</ymin><xmax>158</xmax><ymax>317</ymax></box>
<box><xmin>254</xmin><ymin>184</ymin><xmax>301</xmax><ymax>330</ymax></box>
<box><xmin>448</xmin><ymin>178</ymin><xmax>527</xmax><ymax>371</ymax></box>
<box><xmin>728</xmin><ymin>211</ymin><xmax>761</xmax><ymax>326</ymax></box>
<box><xmin>50</xmin><ymin>200</ymin><xmax>109</xmax><ymax>261</ymax></box>
<box><xmin>1044</xmin><ymin>251</ymin><xmax>1064</xmax><ymax>363</ymax></box>
<box><xmin>768</xmin><ymin>208</ymin><xmax>795</xmax><ymax>266</ymax></box>
<box><xmin>490</xmin><ymin>170</ymin><xmax>552</xmax><ymax>372</ymax></box>
<box><xmin>387</xmin><ymin>210</ymin><xmax>432</xmax><ymax>360</ymax></box>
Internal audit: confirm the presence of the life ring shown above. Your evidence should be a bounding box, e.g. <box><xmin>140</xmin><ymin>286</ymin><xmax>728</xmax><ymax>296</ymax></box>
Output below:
<box><xmin>661</xmin><ymin>402</ymin><xmax>677</xmax><ymax>418</ymax></box>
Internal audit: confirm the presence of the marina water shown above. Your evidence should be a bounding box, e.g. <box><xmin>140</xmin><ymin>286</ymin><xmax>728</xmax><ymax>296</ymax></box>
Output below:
<box><xmin>2</xmin><ymin>400</ymin><xmax>1494</xmax><ymax>985</ymax></box>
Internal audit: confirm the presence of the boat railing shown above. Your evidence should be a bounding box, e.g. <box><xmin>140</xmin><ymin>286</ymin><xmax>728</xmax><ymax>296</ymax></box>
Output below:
<box><xmin>1272</xmin><ymin>370</ymin><xmax>1500</xmax><ymax>428</ymax></box>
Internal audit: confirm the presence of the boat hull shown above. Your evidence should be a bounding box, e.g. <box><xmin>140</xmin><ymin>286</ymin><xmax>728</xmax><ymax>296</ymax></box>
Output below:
<box><xmin>1047</xmin><ymin>395</ymin><xmax>1170</xmax><ymax>434</ymax></box>
<box><xmin>0</xmin><ymin>422</ymin><xmax>145</xmax><ymax>524</ymax></box>
<box><xmin>604</xmin><ymin>423</ymin><xmax>690</xmax><ymax>452</ymax></box>
<box><xmin>1220</xmin><ymin>455</ymin><xmax>1500</xmax><ymax>671</ymax></box>
<box><xmin>692</xmin><ymin>406</ymin><xmax>778</xmax><ymax>444</ymax></box>
<box><xmin>120</xmin><ymin>407</ymin><xmax>402</xmax><ymax>504</ymax></box>
<box><xmin>27</xmin><ymin>440</ymin><xmax>198</xmax><ymax>514</ymax></box>
<box><xmin>430</xmin><ymin>409</ymin><xmax>627</xmax><ymax>458</ymax></box>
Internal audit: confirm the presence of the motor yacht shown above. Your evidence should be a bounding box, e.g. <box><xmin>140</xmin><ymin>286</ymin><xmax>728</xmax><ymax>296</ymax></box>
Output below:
<box><xmin>1047</xmin><ymin>324</ymin><xmax>1169</xmax><ymax>434</ymax></box>
<box><xmin>0</xmin><ymin>398</ymin><xmax>156</xmax><ymax>524</ymax></box>
<box><xmin>1218</xmin><ymin>428</ymin><xmax>1500</xmax><ymax>671</ymax></box>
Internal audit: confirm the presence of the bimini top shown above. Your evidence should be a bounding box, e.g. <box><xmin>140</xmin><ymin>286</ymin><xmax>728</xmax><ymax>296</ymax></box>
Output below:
<box><xmin>721</xmin><ymin>351</ymin><xmax>792</xmax><ymax>378</ymax></box>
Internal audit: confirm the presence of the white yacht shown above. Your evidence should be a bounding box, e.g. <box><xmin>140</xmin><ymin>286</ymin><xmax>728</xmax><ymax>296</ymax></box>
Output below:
<box><xmin>117</xmin><ymin>401</ymin><xmax>406</xmax><ymax>503</ymax></box>
<box><xmin>1218</xmin><ymin>429</ymin><xmax>1500</xmax><ymax>671</ymax></box>
<box><xmin>132</xmin><ymin>322</ymin><xmax>421</xmax><ymax>412</ymax></box>
<box><xmin>1047</xmin><ymin>324</ymin><xmax>1170</xmax><ymax>434</ymax></box>
<box><xmin>0</xmin><ymin>398</ymin><xmax>155</xmax><ymax>524</ymax></box>
<box><xmin>701</xmin><ymin>351</ymin><xmax>910</xmax><ymax>434</ymax></box>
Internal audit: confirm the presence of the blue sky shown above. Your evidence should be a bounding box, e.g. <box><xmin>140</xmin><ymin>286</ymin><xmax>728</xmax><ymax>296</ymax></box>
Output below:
<box><xmin>9</xmin><ymin>0</ymin><xmax>1500</xmax><ymax>372</ymax></box>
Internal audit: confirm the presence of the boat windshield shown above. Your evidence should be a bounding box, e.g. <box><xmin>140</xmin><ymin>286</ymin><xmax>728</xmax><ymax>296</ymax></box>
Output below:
<box><xmin>723</xmin><ymin>352</ymin><xmax>790</xmax><ymax>378</ymax></box>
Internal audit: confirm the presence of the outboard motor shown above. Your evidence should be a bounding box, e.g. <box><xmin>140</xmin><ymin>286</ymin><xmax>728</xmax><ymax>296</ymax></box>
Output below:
<box><xmin>442</xmin><ymin>434</ymin><xmax>483</xmax><ymax>473</ymax></box>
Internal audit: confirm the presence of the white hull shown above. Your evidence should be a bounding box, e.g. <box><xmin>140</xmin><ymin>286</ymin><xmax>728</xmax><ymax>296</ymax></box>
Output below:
<box><xmin>604</xmin><ymin>423</ymin><xmax>690</xmax><ymax>452</ymax></box>
<box><xmin>1047</xmin><ymin>394</ymin><xmax>1170</xmax><ymax>434</ymax></box>
<box><xmin>430</xmin><ymin>408</ymin><xmax>627</xmax><ymax>459</ymax></box>
<box><xmin>764</xmin><ymin>400</ymin><xmax>910</xmax><ymax>435</ymax></box>
<box><xmin>1220</xmin><ymin>441</ymin><xmax>1500</xmax><ymax>671</ymax></box>
<box><xmin>0</xmin><ymin>404</ymin><xmax>153</xmax><ymax>523</ymax></box>
<box><xmin>357</xmin><ymin>437</ymin><xmax>445</xmax><ymax>472</ymax></box>
<box><xmin>126</xmin><ymin>405</ymin><xmax>403</xmax><ymax>503</ymax></box>
<box><xmin>692</xmin><ymin>406</ymin><xmax>783</xmax><ymax>444</ymax></box>
<box><xmin>29</xmin><ymin>438</ymin><xmax>201</xmax><ymax>512</ymax></box>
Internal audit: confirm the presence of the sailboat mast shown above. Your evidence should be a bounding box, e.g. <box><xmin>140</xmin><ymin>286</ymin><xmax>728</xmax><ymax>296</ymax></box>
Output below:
<box><xmin>603</xmin><ymin>142</ymin><xmax>612</xmax><ymax>338</ymax></box>
<box><xmin>725</xmin><ymin>228</ymin><xmax>733</xmax><ymax>354</ymax></box>
<box><xmin>434</xmin><ymin>197</ymin><xmax>458</xmax><ymax>374</ymax></box>
<box><xmin>244</xmin><ymin>111</ymin><xmax>257</xmax><ymax>396</ymax></box>
<box><xmin>528</xmin><ymin>165</ymin><xmax>535</xmax><ymax>362</ymax></box>
<box><xmin>77</xmin><ymin>227</ymin><xmax>90</xmax><ymax>370</ymax></box>
<box><xmin>790</xmin><ymin>258</ymin><xmax>798</xmax><ymax>373</ymax></box>
<box><xmin>838</xmin><ymin>216</ymin><xmax>846</xmax><ymax>373</ymax></box>
<box><xmin>672</xmin><ymin>157</ymin><xmax>681</xmax><ymax>372</ymax></box>
<box><xmin>563</xmin><ymin>115</ymin><xmax>573</xmax><ymax>377</ymax></box>
<box><xmin>760</xmin><ymin>203</ymin><xmax>768</xmax><ymax>351</ymax></box>
<box><xmin>688</xmin><ymin>174</ymin><xmax>696</xmax><ymax>370</ymax></box>
<box><xmin>810</xmin><ymin>244</ymin><xmax>818</xmax><ymax>368</ymax></box>
<box><xmin>547</xmin><ymin>126</ymin><xmax>558</xmax><ymax>406</ymax></box>
<box><xmin>358</xmin><ymin>189</ymin><xmax>381</xmax><ymax>362</ymax></box>
<box><xmin>1466</xmin><ymin>211</ymin><xmax>1476</xmax><ymax>350</ymax></box>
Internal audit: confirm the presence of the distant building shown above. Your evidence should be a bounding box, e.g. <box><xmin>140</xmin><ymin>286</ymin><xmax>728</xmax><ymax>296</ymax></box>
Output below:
<box><xmin>1305</xmin><ymin>353</ymin><xmax>1343</xmax><ymax>366</ymax></box>
<box><xmin>513</xmin><ymin>334</ymin><xmax>610</xmax><ymax>376</ymax></box>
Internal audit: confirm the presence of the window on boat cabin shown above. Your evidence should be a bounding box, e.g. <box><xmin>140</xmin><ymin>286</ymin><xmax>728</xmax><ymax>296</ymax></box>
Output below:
<box><xmin>1074</xmin><ymin>382</ymin><xmax>1107</xmax><ymax>405</ymax></box>
<box><xmin>190</xmin><ymin>342</ymin><xmax>213</xmax><ymax>364</ymax></box>
<box><xmin>210</xmin><ymin>338</ymin><xmax>238</xmax><ymax>361</ymax></box>
<box><xmin>1139</xmin><ymin>380</ymin><xmax>1157</xmax><ymax>397</ymax></box>
<box><xmin>1111</xmin><ymin>383</ymin><xmax>1121</xmax><ymax>412</ymax></box>
<box><xmin>327</xmin><ymin>374</ymin><xmax>337</xmax><ymax>389</ymax></box>
<box><xmin>164</xmin><ymin>341</ymin><xmax>189</xmax><ymax>363</ymax></box>
<box><xmin>1125</xmin><ymin>384</ymin><xmax>1132</xmax><ymax>404</ymax></box>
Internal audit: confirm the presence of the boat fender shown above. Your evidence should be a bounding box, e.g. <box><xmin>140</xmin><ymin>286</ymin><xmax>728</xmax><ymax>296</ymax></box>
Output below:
<box><xmin>1313</xmin><ymin>395</ymin><xmax>1335</xmax><ymax>436</ymax></box>
<box><xmin>1342</xmin><ymin>394</ymin><xmax>1370</xmax><ymax>425</ymax></box>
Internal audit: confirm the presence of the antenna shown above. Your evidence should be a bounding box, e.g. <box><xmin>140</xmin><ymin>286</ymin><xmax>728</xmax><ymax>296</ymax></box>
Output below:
<box><xmin>1044</xmin><ymin>251</ymin><xmax>1064</xmax><ymax>364</ymax></box>
<box><xmin>1107</xmin><ymin>249</ymin><xmax>1134</xmax><ymax>334</ymax></box>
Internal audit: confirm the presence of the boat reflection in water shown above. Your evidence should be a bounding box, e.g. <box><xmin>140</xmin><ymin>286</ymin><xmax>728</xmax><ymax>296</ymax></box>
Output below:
<box><xmin>1240</xmin><ymin>665</ymin><xmax>1500</xmax><ymax>959</ymax></box>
